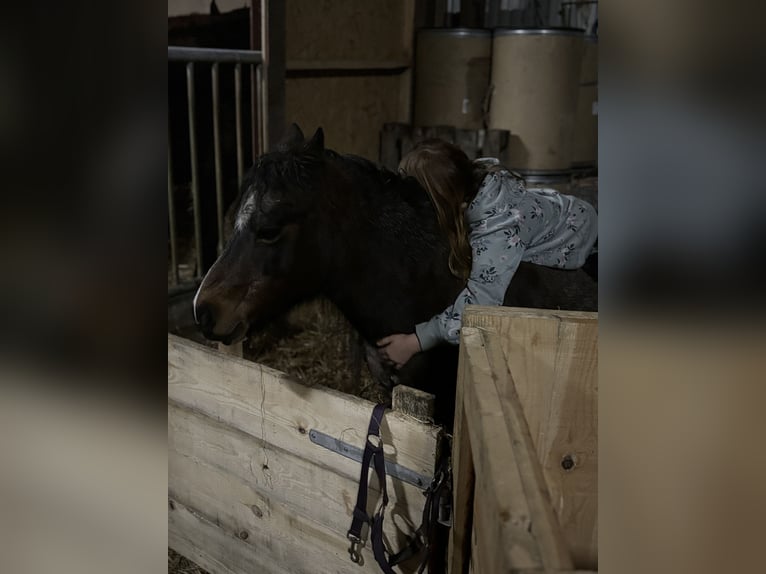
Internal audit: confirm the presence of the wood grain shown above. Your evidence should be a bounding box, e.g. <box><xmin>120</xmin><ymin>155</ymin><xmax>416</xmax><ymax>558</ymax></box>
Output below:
<box><xmin>168</xmin><ymin>334</ymin><xmax>441</xmax><ymax>573</ymax></box>
<box><xmin>461</xmin><ymin>328</ymin><xmax>544</xmax><ymax>571</ymax></box>
<box><xmin>464</xmin><ymin>307</ymin><xmax>598</xmax><ymax>569</ymax></box>
<box><xmin>481</xmin><ymin>329</ymin><xmax>574</xmax><ymax>570</ymax></box>
<box><xmin>286</xmin><ymin>0</ymin><xmax>414</xmax><ymax>63</ymax></box>
<box><xmin>448</xmin><ymin>331</ymin><xmax>476</xmax><ymax>574</ymax></box>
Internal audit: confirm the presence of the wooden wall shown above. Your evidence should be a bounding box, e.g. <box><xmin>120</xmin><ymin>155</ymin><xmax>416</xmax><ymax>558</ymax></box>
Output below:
<box><xmin>284</xmin><ymin>0</ymin><xmax>415</xmax><ymax>160</ymax></box>
<box><xmin>168</xmin><ymin>334</ymin><xmax>441</xmax><ymax>574</ymax></box>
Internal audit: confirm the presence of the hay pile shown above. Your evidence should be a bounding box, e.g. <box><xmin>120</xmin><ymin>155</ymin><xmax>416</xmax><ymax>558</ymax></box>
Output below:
<box><xmin>243</xmin><ymin>298</ymin><xmax>389</xmax><ymax>404</ymax></box>
<box><xmin>169</xmin><ymin>549</ymin><xmax>207</xmax><ymax>574</ymax></box>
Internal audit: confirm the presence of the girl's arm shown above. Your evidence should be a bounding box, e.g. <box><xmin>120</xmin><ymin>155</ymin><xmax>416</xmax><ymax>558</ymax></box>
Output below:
<box><xmin>415</xmin><ymin>232</ymin><xmax>525</xmax><ymax>349</ymax></box>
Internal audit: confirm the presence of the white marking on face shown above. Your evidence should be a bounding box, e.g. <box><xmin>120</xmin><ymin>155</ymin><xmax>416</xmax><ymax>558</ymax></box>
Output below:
<box><xmin>192</xmin><ymin>277</ymin><xmax>204</xmax><ymax>323</ymax></box>
<box><xmin>193</xmin><ymin>257</ymin><xmax>220</xmax><ymax>324</ymax></box>
<box><xmin>235</xmin><ymin>192</ymin><xmax>256</xmax><ymax>232</ymax></box>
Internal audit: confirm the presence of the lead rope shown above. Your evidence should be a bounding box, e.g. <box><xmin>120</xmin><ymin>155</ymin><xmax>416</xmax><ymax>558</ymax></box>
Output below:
<box><xmin>347</xmin><ymin>403</ymin><xmax>448</xmax><ymax>574</ymax></box>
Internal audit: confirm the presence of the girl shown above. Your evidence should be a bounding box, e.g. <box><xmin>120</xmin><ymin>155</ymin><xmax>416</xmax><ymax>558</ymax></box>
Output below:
<box><xmin>378</xmin><ymin>139</ymin><xmax>598</xmax><ymax>368</ymax></box>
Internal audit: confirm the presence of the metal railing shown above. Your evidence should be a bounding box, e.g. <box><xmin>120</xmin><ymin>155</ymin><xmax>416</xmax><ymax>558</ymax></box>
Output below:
<box><xmin>167</xmin><ymin>46</ymin><xmax>265</xmax><ymax>286</ymax></box>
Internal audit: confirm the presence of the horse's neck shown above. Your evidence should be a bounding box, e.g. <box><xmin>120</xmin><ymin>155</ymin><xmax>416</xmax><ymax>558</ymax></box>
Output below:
<box><xmin>319</xmin><ymin>162</ymin><xmax>457</xmax><ymax>341</ymax></box>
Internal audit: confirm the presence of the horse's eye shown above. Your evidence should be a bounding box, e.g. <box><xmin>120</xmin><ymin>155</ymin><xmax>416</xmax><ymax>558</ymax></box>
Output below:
<box><xmin>255</xmin><ymin>227</ymin><xmax>283</xmax><ymax>244</ymax></box>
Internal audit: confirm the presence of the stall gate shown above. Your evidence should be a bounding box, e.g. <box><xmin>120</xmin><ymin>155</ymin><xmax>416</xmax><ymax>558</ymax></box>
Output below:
<box><xmin>168</xmin><ymin>334</ymin><xmax>442</xmax><ymax>574</ymax></box>
<box><xmin>449</xmin><ymin>306</ymin><xmax>598</xmax><ymax>573</ymax></box>
<box><xmin>167</xmin><ymin>46</ymin><xmax>264</xmax><ymax>289</ymax></box>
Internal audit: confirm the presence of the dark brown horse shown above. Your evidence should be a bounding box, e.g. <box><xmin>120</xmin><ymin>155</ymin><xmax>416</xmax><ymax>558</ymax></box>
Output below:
<box><xmin>193</xmin><ymin>124</ymin><xmax>596</xmax><ymax>425</ymax></box>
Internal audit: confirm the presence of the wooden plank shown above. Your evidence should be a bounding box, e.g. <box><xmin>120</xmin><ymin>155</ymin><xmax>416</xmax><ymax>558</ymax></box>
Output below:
<box><xmin>286</xmin><ymin>59</ymin><xmax>411</xmax><ymax>71</ymax></box>
<box><xmin>469</xmin><ymin>514</ymin><xmax>479</xmax><ymax>574</ymax></box>
<box><xmin>286</xmin><ymin>0</ymin><xmax>414</xmax><ymax>63</ymax></box>
<box><xmin>168</xmin><ymin>334</ymin><xmax>442</xmax><ymax>573</ymax></box>
<box><xmin>470</xmin><ymin>472</ymin><xmax>490</xmax><ymax>574</ymax></box>
<box><xmin>448</xmin><ymin>334</ymin><xmax>476</xmax><ymax>574</ymax></box>
<box><xmin>168</xmin><ymin>334</ymin><xmax>439</xmax><ymax>481</ymax></box>
<box><xmin>170</xmin><ymin>498</ymin><xmax>285</xmax><ymax>574</ymax></box>
<box><xmin>480</xmin><ymin>329</ymin><xmax>574</xmax><ymax>570</ymax></box>
<box><xmin>286</xmin><ymin>74</ymin><xmax>409</xmax><ymax>160</ymax></box>
<box><xmin>170</xmin><ymin>449</ymin><xmax>381</xmax><ymax>571</ymax></box>
<box><xmin>463</xmin><ymin>306</ymin><xmax>595</xmax><ymax>323</ymax></box>
<box><xmin>463</xmin><ymin>307</ymin><xmax>598</xmax><ymax>569</ymax></box>
<box><xmin>168</xmin><ymin>402</ymin><xmax>426</xmax><ymax>555</ymax></box>
<box><xmin>460</xmin><ymin>327</ymin><xmax>543</xmax><ymax>571</ymax></box>
<box><xmin>415</xmin><ymin>125</ymin><xmax>456</xmax><ymax>144</ymax></box>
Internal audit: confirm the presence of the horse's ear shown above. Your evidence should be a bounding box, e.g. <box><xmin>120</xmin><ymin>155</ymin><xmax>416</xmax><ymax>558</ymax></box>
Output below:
<box><xmin>305</xmin><ymin>127</ymin><xmax>324</xmax><ymax>153</ymax></box>
<box><xmin>277</xmin><ymin>123</ymin><xmax>305</xmax><ymax>151</ymax></box>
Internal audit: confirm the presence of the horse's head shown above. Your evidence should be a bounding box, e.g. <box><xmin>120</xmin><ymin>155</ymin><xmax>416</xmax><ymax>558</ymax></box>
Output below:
<box><xmin>193</xmin><ymin>124</ymin><xmax>328</xmax><ymax>343</ymax></box>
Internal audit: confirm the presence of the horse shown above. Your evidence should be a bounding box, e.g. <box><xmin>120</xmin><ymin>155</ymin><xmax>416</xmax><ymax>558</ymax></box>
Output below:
<box><xmin>192</xmin><ymin>124</ymin><xmax>597</xmax><ymax>426</ymax></box>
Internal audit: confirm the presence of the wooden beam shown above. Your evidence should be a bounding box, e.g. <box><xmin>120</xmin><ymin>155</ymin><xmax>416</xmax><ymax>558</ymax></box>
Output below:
<box><xmin>461</xmin><ymin>327</ymin><xmax>543</xmax><ymax>571</ymax></box>
<box><xmin>448</xmin><ymin>332</ymin><xmax>476</xmax><ymax>574</ymax></box>
<box><xmin>169</xmin><ymin>404</ymin><xmax>424</xmax><ymax>571</ymax></box>
<box><xmin>168</xmin><ymin>335</ymin><xmax>439</xmax><ymax>485</ymax></box>
<box><xmin>286</xmin><ymin>59</ymin><xmax>411</xmax><ymax>71</ymax></box>
<box><xmin>170</xmin><ymin>498</ymin><xmax>284</xmax><ymax>574</ymax></box>
<box><xmin>480</xmin><ymin>329</ymin><xmax>574</xmax><ymax>571</ymax></box>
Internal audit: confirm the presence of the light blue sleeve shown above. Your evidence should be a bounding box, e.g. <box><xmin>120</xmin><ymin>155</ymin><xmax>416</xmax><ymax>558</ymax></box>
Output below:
<box><xmin>415</xmin><ymin>229</ymin><xmax>525</xmax><ymax>349</ymax></box>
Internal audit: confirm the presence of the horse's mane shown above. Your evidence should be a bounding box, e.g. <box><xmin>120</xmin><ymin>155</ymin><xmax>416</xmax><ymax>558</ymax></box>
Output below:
<box><xmin>324</xmin><ymin>149</ymin><xmax>428</xmax><ymax>202</ymax></box>
<box><xmin>236</xmin><ymin>145</ymin><xmax>431</xmax><ymax>220</ymax></box>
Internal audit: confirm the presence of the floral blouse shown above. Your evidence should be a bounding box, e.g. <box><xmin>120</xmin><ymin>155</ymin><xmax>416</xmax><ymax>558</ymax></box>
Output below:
<box><xmin>414</xmin><ymin>160</ymin><xmax>598</xmax><ymax>350</ymax></box>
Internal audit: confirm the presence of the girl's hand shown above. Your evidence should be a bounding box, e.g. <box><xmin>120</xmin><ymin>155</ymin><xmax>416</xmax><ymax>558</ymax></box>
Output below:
<box><xmin>377</xmin><ymin>333</ymin><xmax>421</xmax><ymax>369</ymax></box>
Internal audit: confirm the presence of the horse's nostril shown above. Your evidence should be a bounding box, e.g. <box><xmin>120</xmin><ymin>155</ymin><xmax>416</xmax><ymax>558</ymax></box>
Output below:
<box><xmin>195</xmin><ymin>303</ymin><xmax>214</xmax><ymax>330</ymax></box>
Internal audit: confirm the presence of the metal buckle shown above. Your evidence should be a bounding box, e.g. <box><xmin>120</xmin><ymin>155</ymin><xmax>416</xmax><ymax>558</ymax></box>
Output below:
<box><xmin>347</xmin><ymin>532</ymin><xmax>364</xmax><ymax>564</ymax></box>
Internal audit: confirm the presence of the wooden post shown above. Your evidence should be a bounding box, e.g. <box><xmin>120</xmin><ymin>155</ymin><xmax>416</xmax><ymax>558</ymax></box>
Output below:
<box><xmin>392</xmin><ymin>385</ymin><xmax>435</xmax><ymax>422</ymax></box>
<box><xmin>448</xmin><ymin>330</ymin><xmax>476</xmax><ymax>574</ymax></box>
<box><xmin>479</xmin><ymin>329</ymin><xmax>574</xmax><ymax>571</ymax></box>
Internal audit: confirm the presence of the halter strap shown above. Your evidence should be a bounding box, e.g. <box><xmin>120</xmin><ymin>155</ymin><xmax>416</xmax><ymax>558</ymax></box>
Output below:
<box><xmin>347</xmin><ymin>403</ymin><xmax>444</xmax><ymax>574</ymax></box>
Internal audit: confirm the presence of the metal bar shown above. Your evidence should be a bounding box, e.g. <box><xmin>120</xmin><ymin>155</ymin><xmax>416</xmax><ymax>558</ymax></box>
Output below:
<box><xmin>186</xmin><ymin>62</ymin><xmax>203</xmax><ymax>276</ymax></box>
<box><xmin>255</xmin><ymin>64</ymin><xmax>264</xmax><ymax>157</ymax></box>
<box><xmin>211</xmin><ymin>63</ymin><xmax>224</xmax><ymax>256</ymax></box>
<box><xmin>262</xmin><ymin>0</ymin><xmax>286</xmax><ymax>151</ymax></box>
<box><xmin>308</xmin><ymin>429</ymin><xmax>432</xmax><ymax>489</ymax></box>
<box><xmin>169</xmin><ymin>46</ymin><xmax>263</xmax><ymax>64</ymax></box>
<box><xmin>167</xmin><ymin>137</ymin><xmax>179</xmax><ymax>286</ymax></box>
<box><xmin>234</xmin><ymin>63</ymin><xmax>244</xmax><ymax>187</ymax></box>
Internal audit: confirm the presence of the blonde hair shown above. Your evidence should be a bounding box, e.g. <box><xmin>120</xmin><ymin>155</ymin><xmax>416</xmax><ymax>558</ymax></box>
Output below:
<box><xmin>399</xmin><ymin>139</ymin><xmax>491</xmax><ymax>281</ymax></box>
